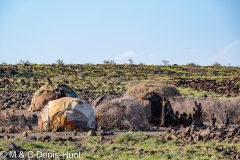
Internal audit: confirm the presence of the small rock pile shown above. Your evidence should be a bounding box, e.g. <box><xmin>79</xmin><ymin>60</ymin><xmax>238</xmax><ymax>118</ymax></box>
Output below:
<box><xmin>160</xmin><ymin>125</ymin><xmax>240</xmax><ymax>143</ymax></box>
<box><xmin>0</xmin><ymin>112</ymin><xmax>38</xmax><ymax>128</ymax></box>
<box><xmin>0</xmin><ymin>125</ymin><xmax>19</xmax><ymax>134</ymax></box>
<box><xmin>159</xmin><ymin>126</ymin><xmax>240</xmax><ymax>159</ymax></box>
<box><xmin>171</xmin><ymin>78</ymin><xmax>240</xmax><ymax>96</ymax></box>
<box><xmin>0</xmin><ymin>91</ymin><xmax>32</xmax><ymax>110</ymax></box>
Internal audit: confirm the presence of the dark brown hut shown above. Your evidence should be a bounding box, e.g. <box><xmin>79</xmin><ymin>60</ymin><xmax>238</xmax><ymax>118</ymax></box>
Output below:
<box><xmin>124</xmin><ymin>83</ymin><xmax>177</xmax><ymax>126</ymax></box>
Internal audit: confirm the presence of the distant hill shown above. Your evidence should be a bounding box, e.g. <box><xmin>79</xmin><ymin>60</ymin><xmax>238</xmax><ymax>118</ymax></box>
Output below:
<box><xmin>0</xmin><ymin>64</ymin><xmax>239</xmax><ymax>102</ymax></box>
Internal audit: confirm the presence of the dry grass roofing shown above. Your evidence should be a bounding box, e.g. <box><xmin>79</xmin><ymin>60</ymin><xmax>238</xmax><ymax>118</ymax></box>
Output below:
<box><xmin>95</xmin><ymin>97</ymin><xmax>150</xmax><ymax>130</ymax></box>
<box><xmin>124</xmin><ymin>82</ymin><xmax>180</xmax><ymax>101</ymax></box>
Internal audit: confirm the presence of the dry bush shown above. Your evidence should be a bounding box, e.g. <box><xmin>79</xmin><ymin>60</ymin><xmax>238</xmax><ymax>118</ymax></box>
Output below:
<box><xmin>212</xmin><ymin>62</ymin><xmax>222</xmax><ymax>68</ymax></box>
<box><xmin>170</xmin><ymin>96</ymin><xmax>240</xmax><ymax>125</ymax></box>
<box><xmin>0</xmin><ymin>109</ymin><xmax>4</xmax><ymax>123</ymax></box>
<box><xmin>186</xmin><ymin>62</ymin><xmax>199</xmax><ymax>67</ymax></box>
<box><xmin>162</xmin><ymin>86</ymin><xmax>181</xmax><ymax>97</ymax></box>
<box><xmin>0</xmin><ymin>110</ymin><xmax>12</xmax><ymax>126</ymax></box>
<box><xmin>95</xmin><ymin>97</ymin><xmax>150</xmax><ymax>130</ymax></box>
<box><xmin>124</xmin><ymin>82</ymin><xmax>180</xmax><ymax>100</ymax></box>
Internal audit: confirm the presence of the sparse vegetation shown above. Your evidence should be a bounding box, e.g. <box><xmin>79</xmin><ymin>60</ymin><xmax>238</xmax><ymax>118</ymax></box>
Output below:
<box><xmin>186</xmin><ymin>62</ymin><xmax>199</xmax><ymax>68</ymax></box>
<box><xmin>212</xmin><ymin>62</ymin><xmax>222</xmax><ymax>68</ymax></box>
<box><xmin>0</xmin><ymin>132</ymin><xmax>239</xmax><ymax>160</ymax></box>
<box><xmin>0</xmin><ymin>63</ymin><xmax>240</xmax><ymax>159</ymax></box>
<box><xmin>103</xmin><ymin>60</ymin><xmax>115</xmax><ymax>65</ymax></box>
<box><xmin>56</xmin><ymin>59</ymin><xmax>64</xmax><ymax>66</ymax></box>
<box><xmin>18</xmin><ymin>59</ymin><xmax>31</xmax><ymax>65</ymax></box>
<box><xmin>128</xmin><ymin>59</ymin><xmax>134</xmax><ymax>65</ymax></box>
<box><xmin>162</xmin><ymin>60</ymin><xmax>169</xmax><ymax>66</ymax></box>
<box><xmin>0</xmin><ymin>63</ymin><xmax>239</xmax><ymax>103</ymax></box>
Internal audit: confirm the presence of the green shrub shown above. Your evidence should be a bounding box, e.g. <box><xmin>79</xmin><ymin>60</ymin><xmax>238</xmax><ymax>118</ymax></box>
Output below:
<box><xmin>235</xmin><ymin>82</ymin><xmax>240</xmax><ymax>87</ymax></box>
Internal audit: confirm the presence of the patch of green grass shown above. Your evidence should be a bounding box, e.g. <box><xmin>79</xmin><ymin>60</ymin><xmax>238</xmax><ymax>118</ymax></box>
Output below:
<box><xmin>0</xmin><ymin>132</ymin><xmax>239</xmax><ymax>159</ymax></box>
<box><xmin>235</xmin><ymin>82</ymin><xmax>240</xmax><ymax>87</ymax></box>
<box><xmin>81</xmin><ymin>133</ymin><xmax>240</xmax><ymax>159</ymax></box>
<box><xmin>176</xmin><ymin>87</ymin><xmax>235</xmax><ymax>101</ymax></box>
<box><xmin>177</xmin><ymin>87</ymin><xmax>219</xmax><ymax>98</ymax></box>
<box><xmin>115</xmin><ymin>132</ymin><xmax>148</xmax><ymax>143</ymax></box>
<box><xmin>0</xmin><ymin>139</ymin><xmax>81</xmax><ymax>159</ymax></box>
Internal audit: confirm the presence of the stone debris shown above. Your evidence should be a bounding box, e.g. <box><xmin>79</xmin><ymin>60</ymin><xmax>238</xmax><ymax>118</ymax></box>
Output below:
<box><xmin>7</xmin><ymin>142</ymin><xmax>21</xmax><ymax>151</ymax></box>
<box><xmin>38</xmin><ymin>135</ymin><xmax>51</xmax><ymax>142</ymax></box>
<box><xmin>99</xmin><ymin>135</ymin><xmax>105</xmax><ymax>141</ymax></box>
<box><xmin>4</xmin><ymin>134</ymin><xmax>10</xmax><ymax>140</ymax></box>
<box><xmin>72</xmin><ymin>130</ymin><xmax>77</xmax><ymax>136</ymax></box>
<box><xmin>54</xmin><ymin>137</ymin><xmax>65</xmax><ymax>142</ymax></box>
<box><xmin>22</xmin><ymin>131</ymin><xmax>28</xmax><ymax>137</ymax></box>
<box><xmin>27</xmin><ymin>114</ymin><xmax>38</xmax><ymax>123</ymax></box>
<box><xmin>162</xmin><ymin>125</ymin><xmax>240</xmax><ymax>143</ymax></box>
<box><xmin>30</xmin><ymin>136</ymin><xmax>37</xmax><ymax>141</ymax></box>
<box><xmin>67</xmin><ymin>136</ymin><xmax>74</xmax><ymax>141</ymax></box>
<box><xmin>99</xmin><ymin>130</ymin><xmax>114</xmax><ymax>136</ymax></box>
<box><xmin>87</xmin><ymin>130</ymin><xmax>97</xmax><ymax>137</ymax></box>
<box><xmin>18</xmin><ymin>114</ymin><xmax>27</xmax><ymax>129</ymax></box>
<box><xmin>25</xmin><ymin>124</ymin><xmax>33</xmax><ymax>131</ymax></box>
<box><xmin>7</xmin><ymin>125</ymin><xmax>18</xmax><ymax>133</ymax></box>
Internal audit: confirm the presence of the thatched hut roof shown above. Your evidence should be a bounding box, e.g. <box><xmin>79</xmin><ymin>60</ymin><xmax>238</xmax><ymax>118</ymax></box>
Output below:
<box><xmin>124</xmin><ymin>83</ymin><xmax>163</xmax><ymax>100</ymax></box>
<box><xmin>124</xmin><ymin>82</ymin><xmax>180</xmax><ymax>101</ymax></box>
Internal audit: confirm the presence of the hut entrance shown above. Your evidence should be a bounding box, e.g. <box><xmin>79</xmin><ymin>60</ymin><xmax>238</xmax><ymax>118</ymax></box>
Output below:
<box><xmin>149</xmin><ymin>94</ymin><xmax>163</xmax><ymax>126</ymax></box>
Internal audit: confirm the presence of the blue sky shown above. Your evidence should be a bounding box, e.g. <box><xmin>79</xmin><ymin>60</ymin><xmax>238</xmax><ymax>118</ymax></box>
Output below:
<box><xmin>0</xmin><ymin>0</ymin><xmax>240</xmax><ymax>66</ymax></box>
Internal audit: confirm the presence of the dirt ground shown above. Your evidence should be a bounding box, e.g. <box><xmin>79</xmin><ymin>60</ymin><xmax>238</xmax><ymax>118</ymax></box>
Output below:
<box><xmin>0</xmin><ymin>106</ymin><xmax>231</xmax><ymax>140</ymax></box>
<box><xmin>0</xmin><ymin>107</ymin><xmax>168</xmax><ymax>139</ymax></box>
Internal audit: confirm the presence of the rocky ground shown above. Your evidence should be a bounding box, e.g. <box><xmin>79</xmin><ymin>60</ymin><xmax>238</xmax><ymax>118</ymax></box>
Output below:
<box><xmin>0</xmin><ymin>96</ymin><xmax>240</xmax><ymax>160</ymax></box>
<box><xmin>0</xmin><ymin>91</ymin><xmax>32</xmax><ymax>111</ymax></box>
<box><xmin>163</xmin><ymin>125</ymin><xmax>240</xmax><ymax>144</ymax></box>
<box><xmin>171</xmin><ymin>77</ymin><xmax>240</xmax><ymax>97</ymax></box>
<box><xmin>0</xmin><ymin>125</ymin><xmax>240</xmax><ymax>159</ymax></box>
<box><xmin>0</xmin><ymin>90</ymin><xmax>240</xmax><ymax>159</ymax></box>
